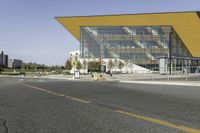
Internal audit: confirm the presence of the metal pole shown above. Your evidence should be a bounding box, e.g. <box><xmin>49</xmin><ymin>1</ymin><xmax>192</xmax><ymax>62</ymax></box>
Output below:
<box><xmin>169</xmin><ymin>31</ymin><xmax>172</xmax><ymax>75</ymax></box>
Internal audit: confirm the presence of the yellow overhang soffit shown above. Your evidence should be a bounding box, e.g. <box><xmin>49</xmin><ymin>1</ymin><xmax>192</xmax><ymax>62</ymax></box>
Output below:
<box><xmin>55</xmin><ymin>11</ymin><xmax>200</xmax><ymax>57</ymax></box>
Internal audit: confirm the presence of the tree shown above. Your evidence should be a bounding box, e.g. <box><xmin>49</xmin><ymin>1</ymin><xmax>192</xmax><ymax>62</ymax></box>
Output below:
<box><xmin>114</xmin><ymin>59</ymin><xmax>118</xmax><ymax>71</ymax></box>
<box><xmin>88</xmin><ymin>62</ymin><xmax>93</xmax><ymax>72</ymax></box>
<box><xmin>82</xmin><ymin>59</ymin><xmax>87</xmax><ymax>73</ymax></box>
<box><xmin>76</xmin><ymin>61</ymin><xmax>82</xmax><ymax>70</ymax></box>
<box><xmin>114</xmin><ymin>58</ymin><xmax>118</xmax><ymax>66</ymax></box>
<box><xmin>65</xmin><ymin>60</ymin><xmax>72</xmax><ymax>70</ymax></box>
<box><xmin>107</xmin><ymin>60</ymin><xmax>114</xmax><ymax>70</ymax></box>
<box><xmin>95</xmin><ymin>61</ymin><xmax>101</xmax><ymax>71</ymax></box>
<box><xmin>0</xmin><ymin>66</ymin><xmax>2</xmax><ymax>74</ymax></box>
<box><xmin>88</xmin><ymin>61</ymin><xmax>101</xmax><ymax>72</ymax></box>
<box><xmin>118</xmin><ymin>61</ymin><xmax>124</xmax><ymax>71</ymax></box>
<box><xmin>82</xmin><ymin>59</ymin><xmax>87</xmax><ymax>69</ymax></box>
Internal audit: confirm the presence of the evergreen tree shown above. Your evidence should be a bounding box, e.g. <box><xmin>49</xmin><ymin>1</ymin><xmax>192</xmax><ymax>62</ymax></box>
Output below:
<box><xmin>65</xmin><ymin>60</ymin><xmax>72</xmax><ymax>70</ymax></box>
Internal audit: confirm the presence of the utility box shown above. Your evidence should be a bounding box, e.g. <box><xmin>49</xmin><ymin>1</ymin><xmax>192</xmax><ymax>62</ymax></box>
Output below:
<box><xmin>159</xmin><ymin>58</ymin><xmax>168</xmax><ymax>75</ymax></box>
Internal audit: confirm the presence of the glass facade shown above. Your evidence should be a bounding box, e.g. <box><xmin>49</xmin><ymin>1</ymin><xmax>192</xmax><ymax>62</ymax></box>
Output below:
<box><xmin>197</xmin><ymin>11</ymin><xmax>200</xmax><ymax>18</ymax></box>
<box><xmin>80</xmin><ymin>26</ymin><xmax>191</xmax><ymax>68</ymax></box>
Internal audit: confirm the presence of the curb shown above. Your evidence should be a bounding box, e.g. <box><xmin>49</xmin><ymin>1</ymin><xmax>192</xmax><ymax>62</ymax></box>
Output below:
<box><xmin>119</xmin><ymin>80</ymin><xmax>200</xmax><ymax>87</ymax></box>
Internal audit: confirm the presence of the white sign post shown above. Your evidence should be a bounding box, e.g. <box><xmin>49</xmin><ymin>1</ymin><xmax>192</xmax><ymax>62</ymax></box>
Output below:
<box><xmin>74</xmin><ymin>70</ymin><xmax>80</xmax><ymax>79</ymax></box>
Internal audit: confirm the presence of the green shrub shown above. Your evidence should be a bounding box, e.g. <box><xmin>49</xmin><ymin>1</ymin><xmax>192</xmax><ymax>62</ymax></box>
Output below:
<box><xmin>0</xmin><ymin>66</ymin><xmax>2</xmax><ymax>73</ymax></box>
<box><xmin>1</xmin><ymin>72</ymin><xmax>22</xmax><ymax>75</ymax></box>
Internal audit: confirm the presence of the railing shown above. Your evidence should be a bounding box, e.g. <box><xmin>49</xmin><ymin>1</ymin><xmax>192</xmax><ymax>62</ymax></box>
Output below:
<box><xmin>157</xmin><ymin>66</ymin><xmax>200</xmax><ymax>81</ymax></box>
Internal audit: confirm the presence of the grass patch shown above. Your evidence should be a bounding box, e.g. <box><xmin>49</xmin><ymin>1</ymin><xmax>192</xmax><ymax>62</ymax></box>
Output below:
<box><xmin>0</xmin><ymin>72</ymin><xmax>24</xmax><ymax>75</ymax></box>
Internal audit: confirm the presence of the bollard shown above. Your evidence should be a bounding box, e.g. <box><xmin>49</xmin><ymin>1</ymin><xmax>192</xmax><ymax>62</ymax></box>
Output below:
<box><xmin>93</xmin><ymin>72</ymin><xmax>98</xmax><ymax>81</ymax></box>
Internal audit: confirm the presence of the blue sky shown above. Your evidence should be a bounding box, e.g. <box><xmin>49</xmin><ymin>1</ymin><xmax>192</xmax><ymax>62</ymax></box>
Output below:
<box><xmin>0</xmin><ymin>0</ymin><xmax>199</xmax><ymax>66</ymax></box>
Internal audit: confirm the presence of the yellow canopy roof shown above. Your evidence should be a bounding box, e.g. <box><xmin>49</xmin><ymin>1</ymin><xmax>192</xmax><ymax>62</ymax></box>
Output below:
<box><xmin>56</xmin><ymin>11</ymin><xmax>200</xmax><ymax>57</ymax></box>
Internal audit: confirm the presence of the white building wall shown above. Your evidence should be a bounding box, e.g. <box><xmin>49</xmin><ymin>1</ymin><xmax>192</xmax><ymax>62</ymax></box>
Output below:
<box><xmin>8</xmin><ymin>59</ymin><xmax>13</xmax><ymax>68</ymax></box>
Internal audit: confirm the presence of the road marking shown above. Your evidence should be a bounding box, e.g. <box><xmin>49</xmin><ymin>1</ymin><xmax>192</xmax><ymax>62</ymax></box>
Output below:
<box><xmin>23</xmin><ymin>83</ymin><xmax>91</xmax><ymax>104</ymax></box>
<box><xmin>116</xmin><ymin>110</ymin><xmax>200</xmax><ymax>133</ymax></box>
<box><xmin>65</xmin><ymin>96</ymin><xmax>92</xmax><ymax>104</ymax></box>
<box><xmin>23</xmin><ymin>84</ymin><xmax>65</xmax><ymax>97</ymax></box>
<box><xmin>7</xmin><ymin>81</ymin><xmax>200</xmax><ymax>132</ymax></box>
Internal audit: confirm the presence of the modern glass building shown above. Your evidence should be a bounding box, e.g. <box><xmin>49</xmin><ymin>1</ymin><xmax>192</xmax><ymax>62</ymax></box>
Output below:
<box><xmin>56</xmin><ymin>11</ymin><xmax>200</xmax><ymax>71</ymax></box>
<box><xmin>80</xmin><ymin>26</ymin><xmax>191</xmax><ymax>68</ymax></box>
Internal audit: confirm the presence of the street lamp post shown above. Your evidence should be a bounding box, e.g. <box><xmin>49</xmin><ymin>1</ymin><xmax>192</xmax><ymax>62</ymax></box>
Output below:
<box><xmin>100</xmin><ymin>37</ymin><xmax>104</xmax><ymax>73</ymax></box>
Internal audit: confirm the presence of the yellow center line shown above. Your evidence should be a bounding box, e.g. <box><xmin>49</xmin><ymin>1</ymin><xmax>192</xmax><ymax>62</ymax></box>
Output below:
<box><xmin>9</xmin><ymin>81</ymin><xmax>200</xmax><ymax>133</ymax></box>
<box><xmin>23</xmin><ymin>83</ymin><xmax>91</xmax><ymax>104</ymax></box>
<box><xmin>65</xmin><ymin>96</ymin><xmax>92</xmax><ymax>104</ymax></box>
<box><xmin>116</xmin><ymin>110</ymin><xmax>200</xmax><ymax>133</ymax></box>
<box><xmin>23</xmin><ymin>83</ymin><xmax>64</xmax><ymax>96</ymax></box>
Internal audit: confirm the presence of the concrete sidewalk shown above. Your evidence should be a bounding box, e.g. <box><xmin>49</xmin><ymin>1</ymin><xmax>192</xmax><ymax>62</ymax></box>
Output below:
<box><xmin>120</xmin><ymin>80</ymin><xmax>200</xmax><ymax>87</ymax></box>
<box><xmin>1</xmin><ymin>74</ymin><xmax>200</xmax><ymax>87</ymax></box>
<box><xmin>44</xmin><ymin>74</ymin><xmax>200</xmax><ymax>87</ymax></box>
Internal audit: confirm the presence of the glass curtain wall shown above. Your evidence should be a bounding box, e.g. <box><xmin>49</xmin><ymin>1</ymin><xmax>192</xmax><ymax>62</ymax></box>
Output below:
<box><xmin>80</xmin><ymin>26</ymin><xmax>191</xmax><ymax>69</ymax></box>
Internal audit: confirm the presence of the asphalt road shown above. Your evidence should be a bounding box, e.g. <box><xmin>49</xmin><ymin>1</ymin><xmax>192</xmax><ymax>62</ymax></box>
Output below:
<box><xmin>0</xmin><ymin>77</ymin><xmax>200</xmax><ymax>133</ymax></box>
